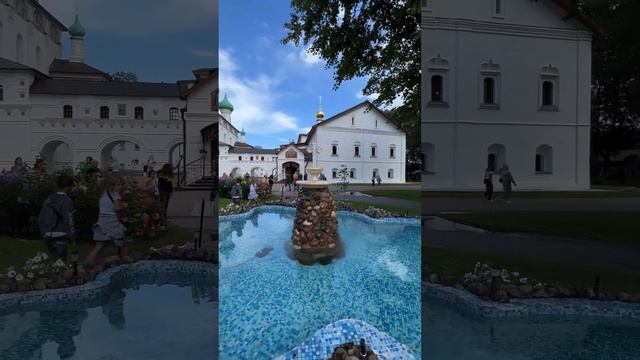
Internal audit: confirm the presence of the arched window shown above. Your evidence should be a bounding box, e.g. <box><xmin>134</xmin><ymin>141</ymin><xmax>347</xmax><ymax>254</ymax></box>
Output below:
<box><xmin>388</xmin><ymin>169</ymin><xmax>394</xmax><ymax>179</ymax></box>
<box><xmin>430</xmin><ymin>75</ymin><xmax>443</xmax><ymax>102</ymax></box>
<box><xmin>169</xmin><ymin>107</ymin><xmax>180</xmax><ymax>121</ymax></box>
<box><xmin>16</xmin><ymin>34</ymin><xmax>23</xmax><ymax>63</ymax></box>
<box><xmin>35</xmin><ymin>46</ymin><xmax>42</xmax><ymax>69</ymax></box>
<box><xmin>371</xmin><ymin>143</ymin><xmax>377</xmax><ymax>158</ymax></box>
<box><xmin>535</xmin><ymin>145</ymin><xmax>553</xmax><ymax>174</ymax></box>
<box><xmin>286</xmin><ymin>149</ymin><xmax>297</xmax><ymax>158</ymax></box>
<box><xmin>354</xmin><ymin>141</ymin><xmax>360</xmax><ymax>157</ymax></box>
<box><xmin>350</xmin><ymin>168</ymin><xmax>356</xmax><ymax>179</ymax></box>
<box><xmin>483</xmin><ymin>78</ymin><xmax>495</xmax><ymax>104</ymax></box>
<box><xmin>332</xmin><ymin>168</ymin><xmax>338</xmax><ymax>179</ymax></box>
<box><xmin>134</xmin><ymin>106</ymin><xmax>144</xmax><ymax>120</ymax></box>
<box><xmin>100</xmin><ymin>106</ymin><xmax>110</xmax><ymax>119</ymax></box>
<box><xmin>63</xmin><ymin>105</ymin><xmax>73</xmax><ymax>119</ymax></box>
<box><xmin>373</xmin><ymin>168</ymin><xmax>379</xmax><ymax>178</ymax></box>
<box><xmin>542</xmin><ymin>81</ymin><xmax>554</xmax><ymax>106</ymax></box>
<box><xmin>238</xmin><ymin>156</ymin><xmax>242</xmax><ymax>161</ymax></box>
<box><xmin>487</xmin><ymin>144</ymin><xmax>506</xmax><ymax>172</ymax></box>
<box><xmin>389</xmin><ymin>144</ymin><xmax>396</xmax><ymax>159</ymax></box>
<box><xmin>33</xmin><ymin>11</ymin><xmax>44</xmax><ymax>32</ymax></box>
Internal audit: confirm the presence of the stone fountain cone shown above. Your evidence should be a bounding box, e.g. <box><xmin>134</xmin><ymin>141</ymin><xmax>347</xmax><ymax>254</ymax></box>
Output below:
<box><xmin>287</xmin><ymin>167</ymin><xmax>344</xmax><ymax>265</ymax></box>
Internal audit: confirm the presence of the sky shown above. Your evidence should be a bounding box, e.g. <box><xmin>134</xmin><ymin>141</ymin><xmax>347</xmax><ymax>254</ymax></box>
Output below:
<box><xmin>40</xmin><ymin>0</ymin><xmax>218</xmax><ymax>82</ymax></box>
<box><xmin>220</xmin><ymin>1</ymin><xmax>376</xmax><ymax>149</ymax></box>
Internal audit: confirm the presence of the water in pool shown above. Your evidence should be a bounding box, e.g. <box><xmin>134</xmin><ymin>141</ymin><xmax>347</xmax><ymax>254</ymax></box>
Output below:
<box><xmin>219</xmin><ymin>207</ymin><xmax>421</xmax><ymax>359</ymax></box>
<box><xmin>424</xmin><ymin>297</ymin><xmax>640</xmax><ymax>360</ymax></box>
<box><xmin>0</xmin><ymin>271</ymin><xmax>216</xmax><ymax>360</ymax></box>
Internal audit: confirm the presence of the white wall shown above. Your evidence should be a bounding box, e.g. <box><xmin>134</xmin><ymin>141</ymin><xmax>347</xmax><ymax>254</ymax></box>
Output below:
<box><xmin>0</xmin><ymin>70</ymin><xmax>34</xmax><ymax>168</ymax></box>
<box><xmin>0</xmin><ymin>0</ymin><xmax>64</xmax><ymax>74</ymax></box>
<box><xmin>422</xmin><ymin>0</ymin><xmax>592</xmax><ymax>190</ymax></box>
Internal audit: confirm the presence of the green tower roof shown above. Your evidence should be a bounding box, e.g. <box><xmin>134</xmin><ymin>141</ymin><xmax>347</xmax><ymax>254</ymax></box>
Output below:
<box><xmin>69</xmin><ymin>14</ymin><xmax>86</xmax><ymax>38</ymax></box>
<box><xmin>219</xmin><ymin>93</ymin><xmax>234</xmax><ymax>112</ymax></box>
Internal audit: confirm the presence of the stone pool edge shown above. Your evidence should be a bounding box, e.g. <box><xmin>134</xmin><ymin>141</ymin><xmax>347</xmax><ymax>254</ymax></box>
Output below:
<box><xmin>426</xmin><ymin>282</ymin><xmax>640</xmax><ymax>319</ymax></box>
<box><xmin>0</xmin><ymin>260</ymin><xmax>216</xmax><ymax>312</ymax></box>
<box><xmin>220</xmin><ymin>204</ymin><xmax>420</xmax><ymax>225</ymax></box>
<box><xmin>275</xmin><ymin>319</ymin><xmax>419</xmax><ymax>360</ymax></box>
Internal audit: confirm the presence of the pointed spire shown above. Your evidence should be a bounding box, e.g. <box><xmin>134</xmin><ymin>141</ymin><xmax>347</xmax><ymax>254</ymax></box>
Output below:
<box><xmin>219</xmin><ymin>92</ymin><xmax>234</xmax><ymax>112</ymax></box>
<box><xmin>315</xmin><ymin>95</ymin><xmax>325</xmax><ymax>122</ymax></box>
<box><xmin>69</xmin><ymin>11</ymin><xmax>86</xmax><ymax>39</ymax></box>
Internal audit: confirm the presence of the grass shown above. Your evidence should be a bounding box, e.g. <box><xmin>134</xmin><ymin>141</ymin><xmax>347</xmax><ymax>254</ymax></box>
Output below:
<box><xmin>422</xmin><ymin>189</ymin><xmax>640</xmax><ymax>199</ymax></box>
<box><xmin>361</xmin><ymin>189</ymin><xmax>420</xmax><ymax>201</ymax></box>
<box><xmin>424</xmin><ymin>246</ymin><xmax>640</xmax><ymax>294</ymax></box>
<box><xmin>345</xmin><ymin>200</ymin><xmax>421</xmax><ymax>217</ymax></box>
<box><xmin>442</xmin><ymin>212</ymin><xmax>640</xmax><ymax>245</ymax></box>
<box><xmin>0</xmin><ymin>224</ymin><xmax>193</xmax><ymax>271</ymax></box>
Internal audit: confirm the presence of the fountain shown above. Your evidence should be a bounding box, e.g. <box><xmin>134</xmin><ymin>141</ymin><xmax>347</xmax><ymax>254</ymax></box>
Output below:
<box><xmin>288</xmin><ymin>142</ymin><xmax>344</xmax><ymax>265</ymax></box>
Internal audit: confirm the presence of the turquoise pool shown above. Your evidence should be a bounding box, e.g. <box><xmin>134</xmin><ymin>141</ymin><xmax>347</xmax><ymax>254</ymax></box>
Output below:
<box><xmin>219</xmin><ymin>206</ymin><xmax>421</xmax><ymax>359</ymax></box>
<box><xmin>0</xmin><ymin>262</ymin><xmax>217</xmax><ymax>360</ymax></box>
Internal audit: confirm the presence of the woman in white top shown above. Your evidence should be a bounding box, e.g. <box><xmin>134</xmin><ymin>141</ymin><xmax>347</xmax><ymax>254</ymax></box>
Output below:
<box><xmin>86</xmin><ymin>177</ymin><xmax>130</xmax><ymax>264</ymax></box>
<box><xmin>248</xmin><ymin>182</ymin><xmax>258</xmax><ymax>206</ymax></box>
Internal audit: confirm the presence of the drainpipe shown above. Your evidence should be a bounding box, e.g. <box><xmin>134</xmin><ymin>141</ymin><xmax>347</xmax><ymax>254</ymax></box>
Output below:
<box><xmin>181</xmin><ymin>107</ymin><xmax>187</xmax><ymax>187</ymax></box>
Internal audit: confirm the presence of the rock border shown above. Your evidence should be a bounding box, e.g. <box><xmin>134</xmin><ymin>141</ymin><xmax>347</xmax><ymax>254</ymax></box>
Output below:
<box><xmin>425</xmin><ymin>282</ymin><xmax>640</xmax><ymax>320</ymax></box>
<box><xmin>0</xmin><ymin>260</ymin><xmax>216</xmax><ymax>313</ymax></box>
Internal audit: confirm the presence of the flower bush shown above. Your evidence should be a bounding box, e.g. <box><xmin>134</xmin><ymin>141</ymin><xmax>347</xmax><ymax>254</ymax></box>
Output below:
<box><xmin>0</xmin><ymin>168</ymin><xmax>167</xmax><ymax>241</ymax></box>
<box><xmin>5</xmin><ymin>251</ymin><xmax>72</xmax><ymax>284</ymax></box>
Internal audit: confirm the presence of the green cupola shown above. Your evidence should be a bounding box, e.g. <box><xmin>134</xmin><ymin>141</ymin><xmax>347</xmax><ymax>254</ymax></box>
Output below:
<box><xmin>219</xmin><ymin>93</ymin><xmax>234</xmax><ymax>112</ymax></box>
<box><xmin>69</xmin><ymin>14</ymin><xmax>85</xmax><ymax>39</ymax></box>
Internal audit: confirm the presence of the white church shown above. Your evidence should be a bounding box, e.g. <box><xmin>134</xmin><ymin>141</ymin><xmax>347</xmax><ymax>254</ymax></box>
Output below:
<box><xmin>0</xmin><ymin>0</ymin><xmax>217</xmax><ymax>187</ymax></box>
<box><xmin>218</xmin><ymin>95</ymin><xmax>407</xmax><ymax>184</ymax></box>
<box><xmin>422</xmin><ymin>0</ymin><xmax>599</xmax><ymax>190</ymax></box>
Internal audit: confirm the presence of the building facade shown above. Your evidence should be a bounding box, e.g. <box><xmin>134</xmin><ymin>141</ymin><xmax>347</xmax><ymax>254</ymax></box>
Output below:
<box><xmin>422</xmin><ymin>0</ymin><xmax>595</xmax><ymax>190</ymax></box>
<box><xmin>218</xmin><ymin>97</ymin><xmax>407</xmax><ymax>184</ymax></box>
<box><xmin>0</xmin><ymin>1</ymin><xmax>217</xmax><ymax>185</ymax></box>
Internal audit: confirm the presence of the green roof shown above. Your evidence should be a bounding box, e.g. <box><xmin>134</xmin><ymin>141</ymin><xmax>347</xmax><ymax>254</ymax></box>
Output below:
<box><xmin>69</xmin><ymin>14</ymin><xmax>85</xmax><ymax>38</ymax></box>
<box><xmin>219</xmin><ymin>93</ymin><xmax>234</xmax><ymax>112</ymax></box>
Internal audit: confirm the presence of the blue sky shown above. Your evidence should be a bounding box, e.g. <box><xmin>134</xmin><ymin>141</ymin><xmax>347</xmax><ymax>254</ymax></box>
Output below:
<box><xmin>220</xmin><ymin>1</ymin><xmax>376</xmax><ymax>149</ymax></box>
<box><xmin>41</xmin><ymin>0</ymin><xmax>217</xmax><ymax>82</ymax></box>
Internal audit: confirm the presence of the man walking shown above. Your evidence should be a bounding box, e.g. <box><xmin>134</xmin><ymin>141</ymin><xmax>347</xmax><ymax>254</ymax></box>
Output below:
<box><xmin>483</xmin><ymin>167</ymin><xmax>494</xmax><ymax>200</ymax></box>
<box><xmin>38</xmin><ymin>175</ymin><xmax>75</xmax><ymax>260</ymax></box>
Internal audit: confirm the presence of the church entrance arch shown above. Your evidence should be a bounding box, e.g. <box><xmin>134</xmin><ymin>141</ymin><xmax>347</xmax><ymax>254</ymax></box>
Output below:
<box><xmin>282</xmin><ymin>161</ymin><xmax>299</xmax><ymax>180</ymax></box>
<box><xmin>99</xmin><ymin>137</ymin><xmax>146</xmax><ymax>172</ymax></box>
<box><xmin>251</xmin><ymin>167</ymin><xmax>264</xmax><ymax>177</ymax></box>
<box><xmin>230</xmin><ymin>167</ymin><xmax>242</xmax><ymax>178</ymax></box>
<box><xmin>39</xmin><ymin>138</ymin><xmax>74</xmax><ymax>172</ymax></box>
<box><xmin>487</xmin><ymin>144</ymin><xmax>506</xmax><ymax>172</ymax></box>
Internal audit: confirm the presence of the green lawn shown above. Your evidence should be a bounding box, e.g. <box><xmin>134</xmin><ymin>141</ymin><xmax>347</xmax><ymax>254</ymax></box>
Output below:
<box><xmin>345</xmin><ymin>200</ymin><xmax>420</xmax><ymax>217</ymax></box>
<box><xmin>424</xmin><ymin>246</ymin><xmax>640</xmax><ymax>294</ymax></box>
<box><xmin>361</xmin><ymin>189</ymin><xmax>420</xmax><ymax>201</ymax></box>
<box><xmin>0</xmin><ymin>224</ymin><xmax>192</xmax><ymax>271</ymax></box>
<box><xmin>443</xmin><ymin>212</ymin><xmax>640</xmax><ymax>245</ymax></box>
<box><xmin>423</xmin><ymin>188</ymin><xmax>640</xmax><ymax>199</ymax></box>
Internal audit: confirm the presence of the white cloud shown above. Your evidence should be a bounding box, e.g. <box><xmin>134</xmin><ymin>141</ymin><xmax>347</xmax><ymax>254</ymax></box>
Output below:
<box><xmin>219</xmin><ymin>48</ymin><xmax>299</xmax><ymax>135</ymax></box>
<box><xmin>356</xmin><ymin>91</ymin><xmax>404</xmax><ymax>109</ymax></box>
<box><xmin>299</xmin><ymin>46</ymin><xmax>322</xmax><ymax>67</ymax></box>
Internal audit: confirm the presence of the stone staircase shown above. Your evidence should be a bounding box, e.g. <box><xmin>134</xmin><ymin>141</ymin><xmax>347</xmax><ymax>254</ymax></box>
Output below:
<box><xmin>180</xmin><ymin>176</ymin><xmax>216</xmax><ymax>191</ymax></box>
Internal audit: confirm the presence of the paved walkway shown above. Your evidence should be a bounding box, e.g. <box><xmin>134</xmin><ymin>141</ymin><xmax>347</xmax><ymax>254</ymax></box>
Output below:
<box><xmin>423</xmin><ymin>197</ymin><xmax>640</xmax><ymax>215</ymax></box>
<box><xmin>424</xmin><ymin>217</ymin><xmax>640</xmax><ymax>271</ymax></box>
<box><xmin>167</xmin><ymin>190</ymin><xmax>217</xmax><ymax>250</ymax></box>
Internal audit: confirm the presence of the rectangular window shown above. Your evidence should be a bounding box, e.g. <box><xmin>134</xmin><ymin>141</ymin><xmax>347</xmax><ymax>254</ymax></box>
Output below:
<box><xmin>371</xmin><ymin>147</ymin><xmax>376</xmax><ymax>158</ymax></box>
<box><xmin>535</xmin><ymin>154</ymin><xmax>542</xmax><ymax>172</ymax></box>
<box><xmin>332</xmin><ymin>145</ymin><xmax>337</xmax><ymax>156</ymax></box>
<box><xmin>354</xmin><ymin>146</ymin><xmax>360</xmax><ymax>157</ymax></box>
<box><xmin>84</xmin><ymin>108</ymin><xmax>90</xmax><ymax>115</ymax></box>
<box><xmin>493</xmin><ymin>0</ymin><xmax>504</xmax><ymax>17</ymax></box>
<box><xmin>238</xmin><ymin>156</ymin><xmax>242</xmax><ymax>161</ymax></box>
<box><xmin>118</xmin><ymin>104</ymin><xmax>127</xmax><ymax>116</ymax></box>
<box><xmin>19</xmin><ymin>92</ymin><xmax>25</xmax><ymax>99</ymax></box>
<box><xmin>390</xmin><ymin>148</ymin><xmax>395</xmax><ymax>158</ymax></box>
<box><xmin>261</xmin><ymin>156</ymin><xmax>264</xmax><ymax>161</ymax></box>
<box><xmin>351</xmin><ymin>116</ymin><xmax>355</xmax><ymax>126</ymax></box>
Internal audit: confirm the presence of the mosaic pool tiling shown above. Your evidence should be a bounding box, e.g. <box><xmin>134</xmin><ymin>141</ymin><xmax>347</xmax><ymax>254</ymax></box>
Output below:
<box><xmin>0</xmin><ymin>261</ymin><xmax>217</xmax><ymax>360</ymax></box>
<box><xmin>219</xmin><ymin>206</ymin><xmax>421</xmax><ymax>360</ymax></box>
<box><xmin>424</xmin><ymin>283</ymin><xmax>640</xmax><ymax>360</ymax></box>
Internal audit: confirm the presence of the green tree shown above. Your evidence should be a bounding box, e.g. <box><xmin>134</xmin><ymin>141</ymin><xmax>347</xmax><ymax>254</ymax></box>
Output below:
<box><xmin>561</xmin><ymin>0</ymin><xmax>640</xmax><ymax>175</ymax></box>
<box><xmin>109</xmin><ymin>71</ymin><xmax>139</xmax><ymax>82</ymax></box>
<box><xmin>283</xmin><ymin>0</ymin><xmax>421</xmax><ymax>176</ymax></box>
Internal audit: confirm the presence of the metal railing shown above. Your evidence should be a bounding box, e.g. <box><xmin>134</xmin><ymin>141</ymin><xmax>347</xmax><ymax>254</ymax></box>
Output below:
<box><xmin>176</xmin><ymin>156</ymin><xmax>206</xmax><ymax>188</ymax></box>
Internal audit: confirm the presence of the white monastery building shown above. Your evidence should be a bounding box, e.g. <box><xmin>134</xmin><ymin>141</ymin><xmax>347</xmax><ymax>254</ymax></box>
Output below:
<box><xmin>422</xmin><ymin>0</ymin><xmax>600</xmax><ymax>190</ymax></box>
<box><xmin>219</xmin><ymin>96</ymin><xmax>407</xmax><ymax>184</ymax></box>
<box><xmin>0</xmin><ymin>0</ymin><xmax>217</xmax><ymax>186</ymax></box>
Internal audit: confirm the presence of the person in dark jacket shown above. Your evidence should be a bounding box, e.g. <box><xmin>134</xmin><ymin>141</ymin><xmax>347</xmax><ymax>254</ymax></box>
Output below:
<box><xmin>157</xmin><ymin>164</ymin><xmax>173</xmax><ymax>215</ymax></box>
<box><xmin>38</xmin><ymin>175</ymin><xmax>75</xmax><ymax>260</ymax></box>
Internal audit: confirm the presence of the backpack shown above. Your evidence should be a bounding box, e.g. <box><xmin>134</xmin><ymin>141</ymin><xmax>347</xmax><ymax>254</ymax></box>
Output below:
<box><xmin>38</xmin><ymin>196</ymin><xmax>63</xmax><ymax>237</ymax></box>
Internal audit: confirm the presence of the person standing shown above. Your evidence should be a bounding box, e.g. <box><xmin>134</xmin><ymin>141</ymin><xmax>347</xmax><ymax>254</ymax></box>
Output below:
<box><xmin>38</xmin><ymin>175</ymin><xmax>75</xmax><ymax>260</ymax></box>
<box><xmin>292</xmin><ymin>170</ymin><xmax>300</xmax><ymax>190</ymax></box>
<box><xmin>499</xmin><ymin>165</ymin><xmax>517</xmax><ymax>203</ymax></box>
<box><xmin>268</xmin><ymin>175</ymin><xmax>274</xmax><ymax>192</ymax></box>
<box><xmin>86</xmin><ymin>177</ymin><xmax>130</xmax><ymax>264</ymax></box>
<box><xmin>231</xmin><ymin>179</ymin><xmax>243</xmax><ymax>205</ymax></box>
<box><xmin>376</xmin><ymin>175</ymin><xmax>382</xmax><ymax>185</ymax></box>
<box><xmin>371</xmin><ymin>175</ymin><xmax>376</xmax><ymax>186</ymax></box>
<box><xmin>157</xmin><ymin>164</ymin><xmax>174</xmax><ymax>215</ymax></box>
<box><xmin>10</xmin><ymin>157</ymin><xmax>28</xmax><ymax>176</ymax></box>
<box><xmin>483</xmin><ymin>167</ymin><xmax>494</xmax><ymax>200</ymax></box>
<box><xmin>248</xmin><ymin>182</ymin><xmax>258</xmax><ymax>206</ymax></box>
